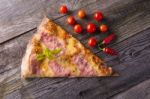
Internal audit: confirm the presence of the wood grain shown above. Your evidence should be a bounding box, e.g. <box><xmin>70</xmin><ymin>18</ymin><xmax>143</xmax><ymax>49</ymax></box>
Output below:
<box><xmin>0</xmin><ymin>30</ymin><xmax>36</xmax><ymax>99</ymax></box>
<box><xmin>111</xmin><ymin>79</ymin><xmax>150</xmax><ymax>99</ymax></box>
<box><xmin>0</xmin><ymin>0</ymin><xmax>45</xmax><ymax>44</ymax></box>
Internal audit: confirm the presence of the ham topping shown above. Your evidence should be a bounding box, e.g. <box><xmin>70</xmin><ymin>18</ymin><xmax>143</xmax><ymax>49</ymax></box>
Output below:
<box><xmin>41</xmin><ymin>32</ymin><xmax>65</xmax><ymax>56</ymax></box>
<box><xmin>49</xmin><ymin>61</ymin><xmax>70</xmax><ymax>76</ymax></box>
<box><xmin>29</xmin><ymin>54</ymin><xmax>41</xmax><ymax>74</ymax></box>
<box><xmin>73</xmin><ymin>55</ymin><xmax>96</xmax><ymax>76</ymax></box>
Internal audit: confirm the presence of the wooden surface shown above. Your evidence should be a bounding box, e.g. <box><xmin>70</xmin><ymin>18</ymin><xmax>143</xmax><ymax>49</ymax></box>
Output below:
<box><xmin>0</xmin><ymin>0</ymin><xmax>150</xmax><ymax>99</ymax></box>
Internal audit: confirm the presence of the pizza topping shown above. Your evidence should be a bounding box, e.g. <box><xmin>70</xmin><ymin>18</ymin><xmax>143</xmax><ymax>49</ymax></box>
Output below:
<box><xmin>56</xmin><ymin>55</ymin><xmax>80</xmax><ymax>76</ymax></box>
<box><xmin>73</xmin><ymin>55</ymin><xmax>96</xmax><ymax>76</ymax></box>
<box><xmin>49</xmin><ymin>61</ymin><xmax>70</xmax><ymax>76</ymax></box>
<box><xmin>40</xmin><ymin>58</ymin><xmax>53</xmax><ymax>76</ymax></box>
<box><xmin>29</xmin><ymin>54</ymin><xmax>41</xmax><ymax>74</ymax></box>
<box><xmin>59</xmin><ymin>5</ymin><xmax>68</xmax><ymax>14</ymax></box>
<box><xmin>37</xmin><ymin>48</ymin><xmax>61</xmax><ymax>61</ymax></box>
<box><xmin>66</xmin><ymin>38</ymin><xmax>79</xmax><ymax>55</ymax></box>
<box><xmin>83</xmin><ymin>65</ymin><xmax>96</xmax><ymax>76</ymax></box>
<box><xmin>58</xmin><ymin>30</ymin><xmax>68</xmax><ymax>39</ymax></box>
<box><xmin>41</xmin><ymin>33</ymin><xmax>65</xmax><ymax>55</ymax></box>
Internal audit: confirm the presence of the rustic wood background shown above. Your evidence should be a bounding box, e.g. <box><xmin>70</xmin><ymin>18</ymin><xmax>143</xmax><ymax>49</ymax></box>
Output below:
<box><xmin>0</xmin><ymin>0</ymin><xmax>150</xmax><ymax>99</ymax></box>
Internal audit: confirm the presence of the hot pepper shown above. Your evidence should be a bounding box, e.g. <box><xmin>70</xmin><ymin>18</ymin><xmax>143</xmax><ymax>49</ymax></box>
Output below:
<box><xmin>102</xmin><ymin>33</ymin><xmax>116</xmax><ymax>45</ymax></box>
<box><xmin>99</xmin><ymin>47</ymin><xmax>118</xmax><ymax>56</ymax></box>
<box><xmin>103</xmin><ymin>47</ymin><xmax>117</xmax><ymax>55</ymax></box>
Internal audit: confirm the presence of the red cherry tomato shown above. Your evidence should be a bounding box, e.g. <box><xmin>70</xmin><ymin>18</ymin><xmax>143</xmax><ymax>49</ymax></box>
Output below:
<box><xmin>94</xmin><ymin>12</ymin><xmax>103</xmax><ymax>21</ymax></box>
<box><xmin>67</xmin><ymin>16</ymin><xmax>76</xmax><ymax>25</ymax></box>
<box><xmin>86</xmin><ymin>23</ymin><xmax>96</xmax><ymax>33</ymax></box>
<box><xmin>74</xmin><ymin>24</ymin><xmax>83</xmax><ymax>34</ymax></box>
<box><xmin>88</xmin><ymin>37</ymin><xmax>97</xmax><ymax>47</ymax></box>
<box><xmin>100</xmin><ymin>24</ymin><xmax>108</xmax><ymax>32</ymax></box>
<box><xmin>60</xmin><ymin>5</ymin><xmax>68</xmax><ymax>14</ymax></box>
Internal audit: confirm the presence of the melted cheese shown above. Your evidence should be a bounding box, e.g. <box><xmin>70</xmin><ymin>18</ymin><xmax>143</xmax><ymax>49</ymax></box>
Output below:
<box><xmin>57</xmin><ymin>27</ymin><xmax>67</xmax><ymax>39</ymax></box>
<box><xmin>88</xmin><ymin>56</ymin><xmax>99</xmax><ymax>74</ymax></box>
<box><xmin>56</xmin><ymin>56</ymin><xmax>80</xmax><ymax>76</ymax></box>
<box><xmin>41</xmin><ymin>42</ymin><xmax>47</xmax><ymax>49</ymax></box>
<box><xmin>37</xmin><ymin>42</ymin><xmax>54</xmax><ymax>76</ymax></box>
<box><xmin>66</xmin><ymin>38</ymin><xmax>79</xmax><ymax>55</ymax></box>
<box><xmin>40</xmin><ymin>58</ymin><xmax>54</xmax><ymax>77</ymax></box>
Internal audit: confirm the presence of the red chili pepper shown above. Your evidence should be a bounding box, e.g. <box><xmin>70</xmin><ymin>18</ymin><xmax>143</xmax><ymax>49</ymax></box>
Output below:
<box><xmin>103</xmin><ymin>47</ymin><xmax>117</xmax><ymax>55</ymax></box>
<box><xmin>102</xmin><ymin>33</ymin><xmax>116</xmax><ymax>45</ymax></box>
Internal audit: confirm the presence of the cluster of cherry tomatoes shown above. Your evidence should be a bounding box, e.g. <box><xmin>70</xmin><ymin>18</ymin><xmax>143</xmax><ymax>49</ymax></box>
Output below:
<box><xmin>60</xmin><ymin>5</ymin><xmax>117</xmax><ymax>55</ymax></box>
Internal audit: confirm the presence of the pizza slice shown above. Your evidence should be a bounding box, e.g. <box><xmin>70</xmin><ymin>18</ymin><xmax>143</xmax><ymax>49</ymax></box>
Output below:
<box><xmin>21</xmin><ymin>17</ymin><xmax>114</xmax><ymax>78</ymax></box>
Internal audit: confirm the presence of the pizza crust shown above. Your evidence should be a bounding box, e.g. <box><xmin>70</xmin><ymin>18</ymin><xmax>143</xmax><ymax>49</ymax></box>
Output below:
<box><xmin>21</xmin><ymin>40</ymin><xmax>32</xmax><ymax>78</ymax></box>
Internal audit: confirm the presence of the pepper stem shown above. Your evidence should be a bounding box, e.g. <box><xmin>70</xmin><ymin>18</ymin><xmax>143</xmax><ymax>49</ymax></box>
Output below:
<box><xmin>98</xmin><ymin>46</ymin><xmax>103</xmax><ymax>51</ymax></box>
<box><xmin>98</xmin><ymin>42</ymin><xmax>103</xmax><ymax>51</ymax></box>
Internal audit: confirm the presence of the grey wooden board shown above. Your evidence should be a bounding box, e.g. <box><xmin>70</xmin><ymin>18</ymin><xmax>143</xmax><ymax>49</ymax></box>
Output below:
<box><xmin>0</xmin><ymin>0</ymin><xmax>150</xmax><ymax>99</ymax></box>
<box><xmin>0</xmin><ymin>0</ymin><xmax>45</xmax><ymax>44</ymax></box>
<box><xmin>111</xmin><ymin>79</ymin><xmax>150</xmax><ymax>99</ymax></box>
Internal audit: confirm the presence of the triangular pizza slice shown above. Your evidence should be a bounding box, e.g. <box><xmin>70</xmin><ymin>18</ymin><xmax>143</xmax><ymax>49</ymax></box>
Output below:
<box><xmin>21</xmin><ymin>17</ymin><xmax>114</xmax><ymax>78</ymax></box>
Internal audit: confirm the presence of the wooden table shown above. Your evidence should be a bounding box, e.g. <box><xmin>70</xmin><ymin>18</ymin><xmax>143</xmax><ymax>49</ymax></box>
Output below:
<box><xmin>0</xmin><ymin>0</ymin><xmax>150</xmax><ymax>99</ymax></box>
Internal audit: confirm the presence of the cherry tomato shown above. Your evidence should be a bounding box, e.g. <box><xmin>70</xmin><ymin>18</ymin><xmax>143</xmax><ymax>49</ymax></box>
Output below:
<box><xmin>86</xmin><ymin>23</ymin><xmax>96</xmax><ymax>33</ymax></box>
<box><xmin>74</xmin><ymin>24</ymin><xmax>83</xmax><ymax>34</ymax></box>
<box><xmin>88</xmin><ymin>37</ymin><xmax>97</xmax><ymax>47</ymax></box>
<box><xmin>67</xmin><ymin>16</ymin><xmax>76</xmax><ymax>25</ymax></box>
<box><xmin>100</xmin><ymin>24</ymin><xmax>108</xmax><ymax>32</ymax></box>
<box><xmin>94</xmin><ymin>12</ymin><xmax>103</xmax><ymax>21</ymax></box>
<box><xmin>78</xmin><ymin>10</ymin><xmax>86</xmax><ymax>19</ymax></box>
<box><xmin>60</xmin><ymin>5</ymin><xmax>68</xmax><ymax>14</ymax></box>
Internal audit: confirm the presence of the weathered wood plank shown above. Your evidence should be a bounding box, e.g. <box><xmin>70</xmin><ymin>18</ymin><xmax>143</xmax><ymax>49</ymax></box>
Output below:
<box><xmin>0</xmin><ymin>0</ymin><xmax>45</xmax><ymax>44</ymax></box>
<box><xmin>111</xmin><ymin>79</ymin><xmax>150</xmax><ymax>99</ymax></box>
<box><xmin>0</xmin><ymin>30</ymin><xmax>36</xmax><ymax>99</ymax></box>
<box><xmin>0</xmin><ymin>0</ymin><xmax>96</xmax><ymax>44</ymax></box>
